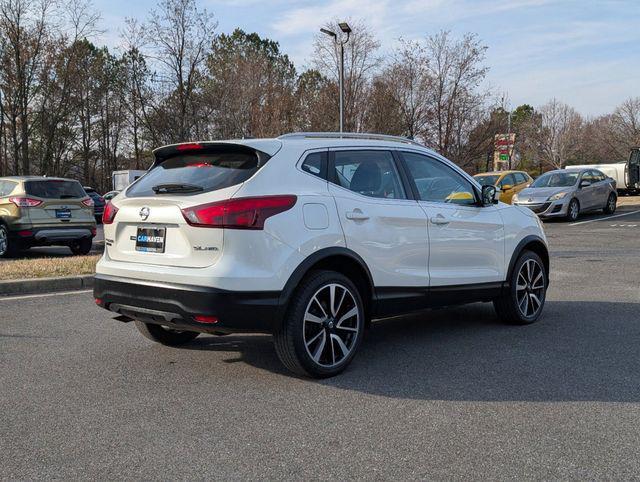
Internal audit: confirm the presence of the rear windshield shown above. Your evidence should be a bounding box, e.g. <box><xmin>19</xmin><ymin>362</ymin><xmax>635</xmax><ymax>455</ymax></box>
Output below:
<box><xmin>25</xmin><ymin>180</ymin><xmax>86</xmax><ymax>199</ymax></box>
<box><xmin>126</xmin><ymin>146</ymin><xmax>268</xmax><ymax>197</ymax></box>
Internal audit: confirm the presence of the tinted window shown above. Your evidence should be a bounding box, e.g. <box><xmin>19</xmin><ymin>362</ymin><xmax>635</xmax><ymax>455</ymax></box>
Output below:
<box><xmin>301</xmin><ymin>152</ymin><xmax>326</xmax><ymax>179</ymax></box>
<box><xmin>402</xmin><ymin>152</ymin><xmax>476</xmax><ymax>205</ymax></box>
<box><xmin>25</xmin><ymin>180</ymin><xmax>86</xmax><ymax>199</ymax></box>
<box><xmin>127</xmin><ymin>146</ymin><xmax>267</xmax><ymax>197</ymax></box>
<box><xmin>0</xmin><ymin>180</ymin><xmax>17</xmax><ymax>197</ymax></box>
<box><xmin>531</xmin><ymin>171</ymin><xmax>579</xmax><ymax>188</ymax></box>
<box><xmin>592</xmin><ymin>170</ymin><xmax>606</xmax><ymax>182</ymax></box>
<box><xmin>332</xmin><ymin>150</ymin><xmax>406</xmax><ymax>200</ymax></box>
<box><xmin>499</xmin><ymin>174</ymin><xmax>517</xmax><ymax>188</ymax></box>
<box><xmin>475</xmin><ymin>174</ymin><xmax>500</xmax><ymax>186</ymax></box>
<box><xmin>514</xmin><ymin>172</ymin><xmax>528</xmax><ymax>184</ymax></box>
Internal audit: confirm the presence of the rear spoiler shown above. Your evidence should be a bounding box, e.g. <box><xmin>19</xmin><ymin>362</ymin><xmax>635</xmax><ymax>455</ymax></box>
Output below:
<box><xmin>151</xmin><ymin>140</ymin><xmax>282</xmax><ymax>169</ymax></box>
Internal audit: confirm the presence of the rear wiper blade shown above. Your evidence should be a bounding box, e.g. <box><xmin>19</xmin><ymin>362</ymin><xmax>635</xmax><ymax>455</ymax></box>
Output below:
<box><xmin>152</xmin><ymin>183</ymin><xmax>204</xmax><ymax>194</ymax></box>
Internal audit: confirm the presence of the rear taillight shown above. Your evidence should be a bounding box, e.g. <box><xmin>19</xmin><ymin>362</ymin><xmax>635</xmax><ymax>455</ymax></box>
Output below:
<box><xmin>82</xmin><ymin>198</ymin><xmax>94</xmax><ymax>207</ymax></box>
<box><xmin>102</xmin><ymin>203</ymin><xmax>119</xmax><ymax>224</ymax></box>
<box><xmin>9</xmin><ymin>197</ymin><xmax>42</xmax><ymax>207</ymax></box>
<box><xmin>194</xmin><ymin>315</ymin><xmax>218</xmax><ymax>324</ymax></box>
<box><xmin>181</xmin><ymin>195</ymin><xmax>297</xmax><ymax>230</ymax></box>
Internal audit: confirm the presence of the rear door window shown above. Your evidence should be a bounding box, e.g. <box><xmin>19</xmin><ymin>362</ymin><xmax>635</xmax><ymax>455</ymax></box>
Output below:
<box><xmin>127</xmin><ymin>146</ymin><xmax>269</xmax><ymax>197</ymax></box>
<box><xmin>331</xmin><ymin>150</ymin><xmax>406</xmax><ymax>200</ymax></box>
<box><xmin>25</xmin><ymin>180</ymin><xmax>86</xmax><ymax>199</ymax></box>
<box><xmin>0</xmin><ymin>180</ymin><xmax>17</xmax><ymax>197</ymax></box>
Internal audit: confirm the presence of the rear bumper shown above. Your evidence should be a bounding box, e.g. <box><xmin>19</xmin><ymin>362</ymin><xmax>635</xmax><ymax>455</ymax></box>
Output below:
<box><xmin>93</xmin><ymin>274</ymin><xmax>282</xmax><ymax>334</ymax></box>
<box><xmin>10</xmin><ymin>224</ymin><xmax>96</xmax><ymax>246</ymax></box>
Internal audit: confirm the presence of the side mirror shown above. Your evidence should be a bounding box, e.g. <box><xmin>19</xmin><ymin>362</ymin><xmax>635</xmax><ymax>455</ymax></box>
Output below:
<box><xmin>481</xmin><ymin>185</ymin><xmax>498</xmax><ymax>205</ymax></box>
<box><xmin>579</xmin><ymin>180</ymin><xmax>591</xmax><ymax>188</ymax></box>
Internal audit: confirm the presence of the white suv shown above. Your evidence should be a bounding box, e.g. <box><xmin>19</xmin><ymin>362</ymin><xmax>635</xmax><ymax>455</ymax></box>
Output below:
<box><xmin>94</xmin><ymin>133</ymin><xmax>549</xmax><ymax>377</ymax></box>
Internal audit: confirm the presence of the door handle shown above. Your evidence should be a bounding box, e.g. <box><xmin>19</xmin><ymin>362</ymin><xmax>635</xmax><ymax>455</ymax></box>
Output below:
<box><xmin>430</xmin><ymin>215</ymin><xmax>450</xmax><ymax>225</ymax></box>
<box><xmin>346</xmin><ymin>210</ymin><xmax>369</xmax><ymax>221</ymax></box>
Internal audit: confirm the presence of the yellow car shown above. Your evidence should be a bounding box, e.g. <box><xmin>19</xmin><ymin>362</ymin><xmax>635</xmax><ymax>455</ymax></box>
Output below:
<box><xmin>474</xmin><ymin>170</ymin><xmax>533</xmax><ymax>204</ymax></box>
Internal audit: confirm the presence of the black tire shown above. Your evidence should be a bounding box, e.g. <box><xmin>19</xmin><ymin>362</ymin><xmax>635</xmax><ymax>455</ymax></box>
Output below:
<box><xmin>493</xmin><ymin>250</ymin><xmax>547</xmax><ymax>325</ymax></box>
<box><xmin>0</xmin><ymin>223</ymin><xmax>17</xmax><ymax>258</ymax></box>
<box><xmin>566</xmin><ymin>198</ymin><xmax>580</xmax><ymax>222</ymax></box>
<box><xmin>603</xmin><ymin>193</ymin><xmax>617</xmax><ymax>214</ymax></box>
<box><xmin>274</xmin><ymin>270</ymin><xmax>365</xmax><ymax>378</ymax></box>
<box><xmin>69</xmin><ymin>237</ymin><xmax>92</xmax><ymax>255</ymax></box>
<box><xmin>134</xmin><ymin>321</ymin><xmax>200</xmax><ymax>346</ymax></box>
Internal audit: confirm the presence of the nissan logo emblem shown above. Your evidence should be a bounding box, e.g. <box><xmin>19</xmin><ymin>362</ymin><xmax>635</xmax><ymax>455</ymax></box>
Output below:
<box><xmin>139</xmin><ymin>207</ymin><xmax>150</xmax><ymax>221</ymax></box>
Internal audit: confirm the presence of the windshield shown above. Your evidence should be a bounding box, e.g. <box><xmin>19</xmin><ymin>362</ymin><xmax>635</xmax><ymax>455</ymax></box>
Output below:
<box><xmin>531</xmin><ymin>171</ymin><xmax>579</xmax><ymax>188</ymax></box>
<box><xmin>25</xmin><ymin>180</ymin><xmax>86</xmax><ymax>199</ymax></box>
<box><xmin>127</xmin><ymin>146</ymin><xmax>269</xmax><ymax>197</ymax></box>
<box><xmin>474</xmin><ymin>175</ymin><xmax>500</xmax><ymax>186</ymax></box>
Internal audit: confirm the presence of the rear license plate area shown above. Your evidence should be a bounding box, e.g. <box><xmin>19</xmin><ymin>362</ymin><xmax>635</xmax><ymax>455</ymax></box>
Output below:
<box><xmin>55</xmin><ymin>209</ymin><xmax>71</xmax><ymax>219</ymax></box>
<box><xmin>135</xmin><ymin>227</ymin><xmax>166</xmax><ymax>253</ymax></box>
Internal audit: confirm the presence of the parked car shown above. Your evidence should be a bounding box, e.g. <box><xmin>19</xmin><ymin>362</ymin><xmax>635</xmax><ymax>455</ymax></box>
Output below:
<box><xmin>512</xmin><ymin>168</ymin><xmax>617</xmax><ymax>221</ymax></box>
<box><xmin>83</xmin><ymin>186</ymin><xmax>105</xmax><ymax>223</ymax></box>
<box><xmin>103</xmin><ymin>190</ymin><xmax>120</xmax><ymax>202</ymax></box>
<box><xmin>473</xmin><ymin>170</ymin><xmax>533</xmax><ymax>204</ymax></box>
<box><xmin>93</xmin><ymin>133</ymin><xmax>549</xmax><ymax>377</ymax></box>
<box><xmin>0</xmin><ymin>176</ymin><xmax>97</xmax><ymax>257</ymax></box>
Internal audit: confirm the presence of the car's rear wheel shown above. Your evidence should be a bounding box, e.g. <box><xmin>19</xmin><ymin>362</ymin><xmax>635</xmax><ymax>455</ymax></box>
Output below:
<box><xmin>566</xmin><ymin>198</ymin><xmax>580</xmax><ymax>222</ymax></box>
<box><xmin>603</xmin><ymin>193</ymin><xmax>617</xmax><ymax>214</ymax></box>
<box><xmin>274</xmin><ymin>270</ymin><xmax>365</xmax><ymax>378</ymax></box>
<box><xmin>0</xmin><ymin>224</ymin><xmax>17</xmax><ymax>258</ymax></box>
<box><xmin>494</xmin><ymin>250</ymin><xmax>547</xmax><ymax>325</ymax></box>
<box><xmin>69</xmin><ymin>237</ymin><xmax>92</xmax><ymax>255</ymax></box>
<box><xmin>134</xmin><ymin>321</ymin><xmax>200</xmax><ymax>346</ymax></box>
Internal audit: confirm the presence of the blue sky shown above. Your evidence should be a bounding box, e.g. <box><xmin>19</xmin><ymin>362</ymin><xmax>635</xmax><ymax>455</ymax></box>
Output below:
<box><xmin>95</xmin><ymin>0</ymin><xmax>640</xmax><ymax>116</ymax></box>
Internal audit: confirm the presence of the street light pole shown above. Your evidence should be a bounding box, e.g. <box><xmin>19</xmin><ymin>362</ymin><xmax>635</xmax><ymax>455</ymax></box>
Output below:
<box><xmin>321</xmin><ymin>22</ymin><xmax>351</xmax><ymax>133</ymax></box>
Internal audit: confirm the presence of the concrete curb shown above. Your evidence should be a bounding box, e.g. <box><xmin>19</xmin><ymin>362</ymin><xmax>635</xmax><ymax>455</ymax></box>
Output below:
<box><xmin>0</xmin><ymin>275</ymin><xmax>94</xmax><ymax>296</ymax></box>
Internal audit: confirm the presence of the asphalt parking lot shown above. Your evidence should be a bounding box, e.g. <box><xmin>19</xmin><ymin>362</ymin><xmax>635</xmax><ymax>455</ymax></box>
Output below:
<box><xmin>2</xmin><ymin>205</ymin><xmax>640</xmax><ymax>479</ymax></box>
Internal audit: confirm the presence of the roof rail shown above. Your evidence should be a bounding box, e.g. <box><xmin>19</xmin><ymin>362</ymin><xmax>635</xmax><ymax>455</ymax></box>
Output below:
<box><xmin>278</xmin><ymin>132</ymin><xmax>424</xmax><ymax>147</ymax></box>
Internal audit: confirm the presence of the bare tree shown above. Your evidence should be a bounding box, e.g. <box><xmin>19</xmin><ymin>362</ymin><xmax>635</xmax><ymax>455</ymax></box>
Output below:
<box><xmin>532</xmin><ymin>98</ymin><xmax>583</xmax><ymax>169</ymax></box>
<box><xmin>312</xmin><ymin>18</ymin><xmax>381</xmax><ymax>132</ymax></box>
<box><xmin>0</xmin><ymin>0</ymin><xmax>51</xmax><ymax>174</ymax></box>
<box><xmin>145</xmin><ymin>0</ymin><xmax>216</xmax><ymax>143</ymax></box>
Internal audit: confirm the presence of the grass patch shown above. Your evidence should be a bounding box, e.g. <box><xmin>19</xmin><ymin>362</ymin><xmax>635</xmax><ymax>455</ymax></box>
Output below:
<box><xmin>0</xmin><ymin>255</ymin><xmax>100</xmax><ymax>281</ymax></box>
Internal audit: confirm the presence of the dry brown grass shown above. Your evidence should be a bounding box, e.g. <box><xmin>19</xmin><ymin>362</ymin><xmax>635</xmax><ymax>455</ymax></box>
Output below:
<box><xmin>0</xmin><ymin>255</ymin><xmax>100</xmax><ymax>281</ymax></box>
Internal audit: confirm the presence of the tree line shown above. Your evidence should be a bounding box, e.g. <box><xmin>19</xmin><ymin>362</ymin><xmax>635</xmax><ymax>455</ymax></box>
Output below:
<box><xmin>1</xmin><ymin>0</ymin><xmax>638</xmax><ymax>192</ymax></box>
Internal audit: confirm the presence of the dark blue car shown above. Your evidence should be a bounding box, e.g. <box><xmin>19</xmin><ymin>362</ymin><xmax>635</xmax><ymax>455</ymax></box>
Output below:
<box><xmin>83</xmin><ymin>186</ymin><xmax>105</xmax><ymax>223</ymax></box>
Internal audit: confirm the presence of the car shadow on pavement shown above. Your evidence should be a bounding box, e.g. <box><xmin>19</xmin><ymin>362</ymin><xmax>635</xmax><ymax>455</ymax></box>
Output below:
<box><xmin>182</xmin><ymin>300</ymin><xmax>640</xmax><ymax>402</ymax></box>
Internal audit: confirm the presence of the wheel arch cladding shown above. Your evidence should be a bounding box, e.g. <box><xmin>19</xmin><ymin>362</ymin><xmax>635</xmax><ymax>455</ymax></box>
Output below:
<box><xmin>278</xmin><ymin>248</ymin><xmax>375</xmax><ymax>325</ymax></box>
<box><xmin>508</xmin><ymin>235</ymin><xmax>550</xmax><ymax>285</ymax></box>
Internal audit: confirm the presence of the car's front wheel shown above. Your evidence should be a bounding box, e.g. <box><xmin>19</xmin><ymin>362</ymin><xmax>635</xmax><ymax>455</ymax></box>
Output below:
<box><xmin>274</xmin><ymin>270</ymin><xmax>365</xmax><ymax>378</ymax></box>
<box><xmin>603</xmin><ymin>193</ymin><xmax>617</xmax><ymax>215</ymax></box>
<box><xmin>494</xmin><ymin>250</ymin><xmax>547</xmax><ymax>325</ymax></box>
<box><xmin>566</xmin><ymin>198</ymin><xmax>580</xmax><ymax>222</ymax></box>
<box><xmin>134</xmin><ymin>321</ymin><xmax>200</xmax><ymax>346</ymax></box>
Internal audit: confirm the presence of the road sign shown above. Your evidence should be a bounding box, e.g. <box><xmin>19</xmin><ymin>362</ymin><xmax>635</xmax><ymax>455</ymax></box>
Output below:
<box><xmin>493</xmin><ymin>133</ymin><xmax>516</xmax><ymax>171</ymax></box>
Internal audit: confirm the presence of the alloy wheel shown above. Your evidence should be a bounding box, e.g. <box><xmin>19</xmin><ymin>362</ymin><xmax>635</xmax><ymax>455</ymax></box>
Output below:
<box><xmin>0</xmin><ymin>226</ymin><xmax>7</xmax><ymax>256</ymax></box>
<box><xmin>569</xmin><ymin>201</ymin><xmax>579</xmax><ymax>220</ymax></box>
<box><xmin>303</xmin><ymin>283</ymin><xmax>360</xmax><ymax>368</ymax></box>
<box><xmin>516</xmin><ymin>259</ymin><xmax>545</xmax><ymax>318</ymax></box>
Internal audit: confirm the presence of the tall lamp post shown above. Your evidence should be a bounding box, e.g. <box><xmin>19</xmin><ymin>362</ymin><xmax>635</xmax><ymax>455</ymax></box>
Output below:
<box><xmin>320</xmin><ymin>22</ymin><xmax>351</xmax><ymax>133</ymax></box>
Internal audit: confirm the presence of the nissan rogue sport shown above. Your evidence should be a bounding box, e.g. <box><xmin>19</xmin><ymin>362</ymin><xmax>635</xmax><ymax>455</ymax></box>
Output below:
<box><xmin>94</xmin><ymin>133</ymin><xmax>550</xmax><ymax>377</ymax></box>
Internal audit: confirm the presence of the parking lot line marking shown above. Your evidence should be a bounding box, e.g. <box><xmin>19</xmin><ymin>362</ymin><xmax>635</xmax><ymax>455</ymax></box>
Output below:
<box><xmin>0</xmin><ymin>289</ymin><xmax>92</xmax><ymax>302</ymax></box>
<box><xmin>569</xmin><ymin>209</ymin><xmax>640</xmax><ymax>226</ymax></box>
